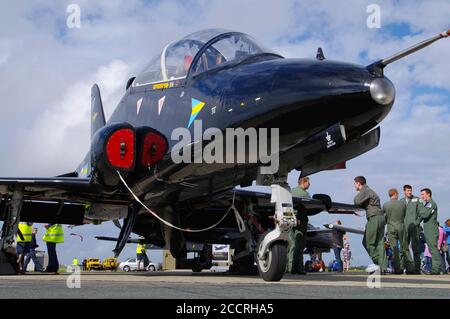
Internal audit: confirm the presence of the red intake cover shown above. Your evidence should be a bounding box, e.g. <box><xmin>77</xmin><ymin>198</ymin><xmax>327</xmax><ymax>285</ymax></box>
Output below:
<box><xmin>141</xmin><ymin>132</ymin><xmax>168</xmax><ymax>166</ymax></box>
<box><xmin>106</xmin><ymin>129</ymin><xmax>135</xmax><ymax>169</ymax></box>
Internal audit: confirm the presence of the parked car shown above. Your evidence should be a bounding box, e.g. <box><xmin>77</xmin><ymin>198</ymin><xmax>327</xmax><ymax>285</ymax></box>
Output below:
<box><xmin>210</xmin><ymin>265</ymin><xmax>229</xmax><ymax>272</ymax></box>
<box><xmin>102</xmin><ymin>257</ymin><xmax>119</xmax><ymax>271</ymax></box>
<box><xmin>86</xmin><ymin>258</ymin><xmax>103</xmax><ymax>271</ymax></box>
<box><xmin>118</xmin><ymin>258</ymin><xmax>161</xmax><ymax>272</ymax></box>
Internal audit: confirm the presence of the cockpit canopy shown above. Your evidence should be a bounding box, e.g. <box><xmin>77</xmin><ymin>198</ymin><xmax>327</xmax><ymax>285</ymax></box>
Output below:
<box><xmin>133</xmin><ymin>29</ymin><xmax>278</xmax><ymax>87</ymax></box>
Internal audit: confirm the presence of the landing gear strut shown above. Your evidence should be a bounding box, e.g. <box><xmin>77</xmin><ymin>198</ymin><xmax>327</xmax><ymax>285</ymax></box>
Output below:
<box><xmin>0</xmin><ymin>188</ymin><xmax>24</xmax><ymax>274</ymax></box>
<box><xmin>256</xmin><ymin>184</ymin><xmax>296</xmax><ymax>281</ymax></box>
<box><xmin>113</xmin><ymin>203</ymin><xmax>139</xmax><ymax>258</ymax></box>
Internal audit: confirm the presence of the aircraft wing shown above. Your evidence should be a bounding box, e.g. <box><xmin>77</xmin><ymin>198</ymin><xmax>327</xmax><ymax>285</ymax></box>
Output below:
<box><xmin>0</xmin><ymin>176</ymin><xmax>91</xmax><ymax>193</ymax></box>
<box><xmin>0</xmin><ymin>176</ymin><xmax>131</xmax><ymax>225</ymax></box>
<box><xmin>95</xmin><ymin>236</ymin><xmax>142</xmax><ymax>244</ymax></box>
<box><xmin>307</xmin><ymin>224</ymin><xmax>364</xmax><ymax>236</ymax></box>
<box><xmin>95</xmin><ymin>236</ymin><xmax>201</xmax><ymax>251</ymax></box>
<box><xmin>306</xmin><ymin>228</ymin><xmax>334</xmax><ymax>235</ymax></box>
<box><xmin>0</xmin><ymin>176</ymin><xmax>362</xmax><ymax>225</ymax></box>
<box><xmin>0</xmin><ymin>176</ymin><xmax>131</xmax><ymax>202</ymax></box>
<box><xmin>233</xmin><ymin>189</ymin><xmax>362</xmax><ymax>217</ymax></box>
<box><xmin>326</xmin><ymin>202</ymin><xmax>363</xmax><ymax>216</ymax></box>
<box><xmin>323</xmin><ymin>223</ymin><xmax>365</xmax><ymax>234</ymax></box>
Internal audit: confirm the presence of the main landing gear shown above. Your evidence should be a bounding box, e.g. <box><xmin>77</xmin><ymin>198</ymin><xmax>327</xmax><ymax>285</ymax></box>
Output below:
<box><xmin>0</xmin><ymin>188</ymin><xmax>24</xmax><ymax>275</ymax></box>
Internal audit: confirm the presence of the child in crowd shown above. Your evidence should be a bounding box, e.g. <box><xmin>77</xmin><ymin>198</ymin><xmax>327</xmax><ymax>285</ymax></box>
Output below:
<box><xmin>342</xmin><ymin>242</ymin><xmax>352</xmax><ymax>272</ymax></box>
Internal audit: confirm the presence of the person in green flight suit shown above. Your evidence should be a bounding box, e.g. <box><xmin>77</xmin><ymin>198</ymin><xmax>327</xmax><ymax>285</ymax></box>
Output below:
<box><xmin>416</xmin><ymin>188</ymin><xmax>442</xmax><ymax>274</ymax></box>
<box><xmin>400</xmin><ymin>185</ymin><xmax>422</xmax><ymax>274</ymax></box>
<box><xmin>287</xmin><ymin>176</ymin><xmax>310</xmax><ymax>275</ymax></box>
<box><xmin>382</xmin><ymin>188</ymin><xmax>414</xmax><ymax>274</ymax></box>
<box><xmin>353</xmin><ymin>176</ymin><xmax>386</xmax><ymax>273</ymax></box>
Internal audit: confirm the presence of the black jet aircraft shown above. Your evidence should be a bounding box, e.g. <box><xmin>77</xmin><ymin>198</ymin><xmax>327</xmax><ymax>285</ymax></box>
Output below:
<box><xmin>1</xmin><ymin>28</ymin><xmax>448</xmax><ymax>281</ymax></box>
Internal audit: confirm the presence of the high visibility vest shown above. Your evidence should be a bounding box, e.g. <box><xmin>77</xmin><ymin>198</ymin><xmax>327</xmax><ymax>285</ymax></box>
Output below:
<box><xmin>17</xmin><ymin>223</ymin><xmax>32</xmax><ymax>242</ymax></box>
<box><xmin>84</xmin><ymin>204</ymin><xmax>91</xmax><ymax>213</ymax></box>
<box><xmin>73</xmin><ymin>258</ymin><xmax>79</xmax><ymax>266</ymax></box>
<box><xmin>136</xmin><ymin>243</ymin><xmax>147</xmax><ymax>254</ymax></box>
<box><xmin>42</xmin><ymin>224</ymin><xmax>64</xmax><ymax>243</ymax></box>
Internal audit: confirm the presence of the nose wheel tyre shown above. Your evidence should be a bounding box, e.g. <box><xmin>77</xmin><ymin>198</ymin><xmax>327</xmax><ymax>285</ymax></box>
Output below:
<box><xmin>257</xmin><ymin>238</ymin><xmax>287</xmax><ymax>282</ymax></box>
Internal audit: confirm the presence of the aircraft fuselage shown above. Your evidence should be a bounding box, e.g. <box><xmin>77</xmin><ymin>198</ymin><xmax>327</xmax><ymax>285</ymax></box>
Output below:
<box><xmin>97</xmin><ymin>55</ymin><xmax>392</xmax><ymax>204</ymax></box>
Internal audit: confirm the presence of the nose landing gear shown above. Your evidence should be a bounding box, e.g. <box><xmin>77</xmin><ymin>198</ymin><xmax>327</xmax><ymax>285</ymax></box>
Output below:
<box><xmin>256</xmin><ymin>184</ymin><xmax>296</xmax><ymax>281</ymax></box>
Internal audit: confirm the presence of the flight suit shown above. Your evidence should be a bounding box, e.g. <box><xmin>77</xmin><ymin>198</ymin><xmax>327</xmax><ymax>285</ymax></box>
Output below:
<box><xmin>401</xmin><ymin>196</ymin><xmax>422</xmax><ymax>273</ymax></box>
<box><xmin>287</xmin><ymin>187</ymin><xmax>310</xmax><ymax>274</ymax></box>
<box><xmin>383</xmin><ymin>199</ymin><xmax>413</xmax><ymax>273</ymax></box>
<box><xmin>354</xmin><ymin>185</ymin><xmax>386</xmax><ymax>271</ymax></box>
<box><xmin>416</xmin><ymin>199</ymin><xmax>442</xmax><ymax>274</ymax></box>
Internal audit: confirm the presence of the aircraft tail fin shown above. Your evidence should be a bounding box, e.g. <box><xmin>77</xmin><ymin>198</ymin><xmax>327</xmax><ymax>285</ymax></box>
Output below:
<box><xmin>91</xmin><ymin>84</ymin><xmax>106</xmax><ymax>139</ymax></box>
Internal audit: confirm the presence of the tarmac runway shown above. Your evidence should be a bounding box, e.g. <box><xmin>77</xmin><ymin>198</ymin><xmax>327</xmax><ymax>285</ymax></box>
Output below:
<box><xmin>0</xmin><ymin>271</ymin><xmax>449</xmax><ymax>299</ymax></box>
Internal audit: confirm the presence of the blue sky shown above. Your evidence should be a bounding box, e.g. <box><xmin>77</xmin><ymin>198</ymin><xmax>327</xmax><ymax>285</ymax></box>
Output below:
<box><xmin>0</xmin><ymin>0</ymin><xmax>449</xmax><ymax>268</ymax></box>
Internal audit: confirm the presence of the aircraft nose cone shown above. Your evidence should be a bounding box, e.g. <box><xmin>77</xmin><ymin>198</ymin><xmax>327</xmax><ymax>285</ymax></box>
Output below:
<box><xmin>369</xmin><ymin>77</ymin><xmax>395</xmax><ymax>105</ymax></box>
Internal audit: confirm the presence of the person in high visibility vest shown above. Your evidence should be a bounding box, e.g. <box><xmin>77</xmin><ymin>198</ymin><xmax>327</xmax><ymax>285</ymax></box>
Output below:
<box><xmin>42</xmin><ymin>224</ymin><xmax>64</xmax><ymax>273</ymax></box>
<box><xmin>136</xmin><ymin>239</ymin><xmax>149</xmax><ymax>271</ymax></box>
<box><xmin>17</xmin><ymin>222</ymin><xmax>33</xmax><ymax>273</ymax></box>
<box><xmin>73</xmin><ymin>258</ymin><xmax>79</xmax><ymax>266</ymax></box>
<box><xmin>23</xmin><ymin>227</ymin><xmax>44</xmax><ymax>272</ymax></box>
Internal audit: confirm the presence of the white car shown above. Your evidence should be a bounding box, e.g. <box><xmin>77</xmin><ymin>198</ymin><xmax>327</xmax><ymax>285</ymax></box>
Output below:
<box><xmin>118</xmin><ymin>258</ymin><xmax>160</xmax><ymax>272</ymax></box>
<box><xmin>210</xmin><ymin>265</ymin><xmax>229</xmax><ymax>272</ymax></box>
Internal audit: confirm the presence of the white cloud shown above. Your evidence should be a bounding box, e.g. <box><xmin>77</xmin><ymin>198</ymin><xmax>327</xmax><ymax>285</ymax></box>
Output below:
<box><xmin>3</xmin><ymin>60</ymin><xmax>132</xmax><ymax>176</ymax></box>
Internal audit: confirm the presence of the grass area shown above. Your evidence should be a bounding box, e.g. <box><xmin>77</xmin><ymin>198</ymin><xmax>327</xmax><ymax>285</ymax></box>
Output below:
<box><xmin>58</xmin><ymin>265</ymin><xmax>67</xmax><ymax>273</ymax></box>
<box><xmin>345</xmin><ymin>268</ymin><xmax>365</xmax><ymax>272</ymax></box>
